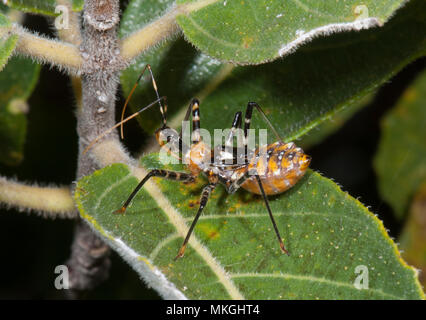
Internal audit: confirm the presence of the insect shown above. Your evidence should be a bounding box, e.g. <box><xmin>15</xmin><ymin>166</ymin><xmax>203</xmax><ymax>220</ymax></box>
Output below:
<box><xmin>91</xmin><ymin>65</ymin><xmax>311</xmax><ymax>260</ymax></box>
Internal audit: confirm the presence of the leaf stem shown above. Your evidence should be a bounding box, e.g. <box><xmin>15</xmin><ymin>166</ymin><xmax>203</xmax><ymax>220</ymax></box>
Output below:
<box><xmin>120</xmin><ymin>0</ymin><xmax>220</xmax><ymax>63</ymax></box>
<box><xmin>120</xmin><ymin>8</ymin><xmax>180</xmax><ymax>63</ymax></box>
<box><xmin>12</xmin><ymin>25</ymin><xmax>82</xmax><ymax>72</ymax></box>
<box><xmin>0</xmin><ymin>176</ymin><xmax>76</xmax><ymax>218</ymax></box>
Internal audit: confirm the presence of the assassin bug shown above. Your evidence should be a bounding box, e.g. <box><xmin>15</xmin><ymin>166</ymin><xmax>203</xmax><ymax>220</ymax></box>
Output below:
<box><xmin>88</xmin><ymin>65</ymin><xmax>311</xmax><ymax>260</ymax></box>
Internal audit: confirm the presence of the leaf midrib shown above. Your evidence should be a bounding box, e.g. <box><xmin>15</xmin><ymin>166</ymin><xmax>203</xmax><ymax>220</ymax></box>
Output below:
<box><xmin>94</xmin><ymin>165</ymin><xmax>413</xmax><ymax>300</ymax></box>
<box><xmin>129</xmin><ymin>166</ymin><xmax>245</xmax><ymax>299</ymax></box>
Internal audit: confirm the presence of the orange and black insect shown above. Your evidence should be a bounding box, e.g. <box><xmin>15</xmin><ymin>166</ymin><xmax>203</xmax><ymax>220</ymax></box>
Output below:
<box><xmin>94</xmin><ymin>65</ymin><xmax>311</xmax><ymax>260</ymax></box>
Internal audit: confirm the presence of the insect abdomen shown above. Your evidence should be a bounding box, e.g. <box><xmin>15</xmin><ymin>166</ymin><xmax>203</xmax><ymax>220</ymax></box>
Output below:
<box><xmin>241</xmin><ymin>141</ymin><xmax>311</xmax><ymax>195</ymax></box>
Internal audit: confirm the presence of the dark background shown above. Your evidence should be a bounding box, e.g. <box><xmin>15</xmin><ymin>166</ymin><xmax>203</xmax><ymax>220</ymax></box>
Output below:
<box><xmin>0</xmin><ymin>12</ymin><xmax>424</xmax><ymax>299</ymax></box>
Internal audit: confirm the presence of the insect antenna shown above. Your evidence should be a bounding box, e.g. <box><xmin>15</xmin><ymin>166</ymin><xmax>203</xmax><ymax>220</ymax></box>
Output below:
<box><xmin>120</xmin><ymin>64</ymin><xmax>166</xmax><ymax>139</ymax></box>
<box><xmin>83</xmin><ymin>97</ymin><xmax>167</xmax><ymax>155</ymax></box>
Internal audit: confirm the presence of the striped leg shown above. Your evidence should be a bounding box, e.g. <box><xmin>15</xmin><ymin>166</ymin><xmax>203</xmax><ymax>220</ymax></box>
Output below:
<box><xmin>226</xmin><ymin>172</ymin><xmax>289</xmax><ymax>256</ymax></box>
<box><xmin>243</xmin><ymin>102</ymin><xmax>283</xmax><ymax>160</ymax></box>
<box><xmin>244</xmin><ymin>102</ymin><xmax>282</xmax><ymax>142</ymax></box>
<box><xmin>225</xmin><ymin>111</ymin><xmax>243</xmax><ymax>148</ymax></box>
<box><xmin>179</xmin><ymin>98</ymin><xmax>200</xmax><ymax>141</ymax></box>
<box><xmin>241</xmin><ymin>103</ymin><xmax>288</xmax><ymax>255</ymax></box>
<box><xmin>115</xmin><ymin>170</ymin><xmax>195</xmax><ymax>214</ymax></box>
<box><xmin>156</xmin><ymin>99</ymin><xmax>202</xmax><ymax>161</ymax></box>
<box><xmin>243</xmin><ymin>103</ymin><xmax>254</xmax><ymax>161</ymax></box>
<box><xmin>190</xmin><ymin>98</ymin><xmax>201</xmax><ymax>144</ymax></box>
<box><xmin>178</xmin><ymin>99</ymin><xmax>194</xmax><ymax>140</ymax></box>
<box><xmin>175</xmin><ymin>183</ymin><xmax>217</xmax><ymax>260</ymax></box>
<box><xmin>254</xmin><ymin>175</ymin><xmax>289</xmax><ymax>255</ymax></box>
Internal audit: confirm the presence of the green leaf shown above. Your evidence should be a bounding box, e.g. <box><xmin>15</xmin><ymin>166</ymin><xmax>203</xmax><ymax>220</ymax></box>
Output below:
<box><xmin>0</xmin><ymin>9</ymin><xmax>10</xmax><ymax>26</ymax></box>
<box><xmin>71</xmin><ymin>0</ymin><xmax>83</xmax><ymax>11</ymax></box>
<box><xmin>0</xmin><ymin>11</ymin><xmax>18</xmax><ymax>71</ymax></box>
<box><xmin>197</xmin><ymin>0</ymin><xmax>426</xmax><ymax>144</ymax></box>
<box><xmin>176</xmin><ymin>0</ymin><xmax>407</xmax><ymax>64</ymax></box>
<box><xmin>0</xmin><ymin>56</ymin><xmax>41</xmax><ymax>165</ymax></box>
<box><xmin>374</xmin><ymin>70</ymin><xmax>426</xmax><ymax>219</ymax></box>
<box><xmin>74</xmin><ymin>154</ymin><xmax>424</xmax><ymax>299</ymax></box>
<box><xmin>399</xmin><ymin>183</ymin><xmax>426</xmax><ymax>287</ymax></box>
<box><xmin>4</xmin><ymin>0</ymin><xmax>82</xmax><ymax>16</ymax></box>
<box><xmin>120</xmin><ymin>0</ymin><xmax>225</xmax><ymax>133</ymax></box>
<box><xmin>5</xmin><ymin>0</ymin><xmax>57</xmax><ymax>15</ymax></box>
<box><xmin>298</xmin><ymin>92</ymin><xmax>375</xmax><ymax>149</ymax></box>
<box><xmin>121</xmin><ymin>0</ymin><xmax>426</xmax><ymax>145</ymax></box>
<box><xmin>0</xmin><ymin>35</ymin><xmax>18</xmax><ymax>71</ymax></box>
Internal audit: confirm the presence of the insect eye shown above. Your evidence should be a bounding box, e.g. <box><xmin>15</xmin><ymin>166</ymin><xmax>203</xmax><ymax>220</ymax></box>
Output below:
<box><xmin>155</xmin><ymin>126</ymin><xmax>178</xmax><ymax>146</ymax></box>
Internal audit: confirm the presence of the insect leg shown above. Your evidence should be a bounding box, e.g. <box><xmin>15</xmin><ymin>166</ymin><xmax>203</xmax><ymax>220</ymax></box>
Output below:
<box><xmin>191</xmin><ymin>98</ymin><xmax>201</xmax><ymax>144</ymax></box>
<box><xmin>225</xmin><ymin>111</ymin><xmax>242</xmax><ymax>148</ymax></box>
<box><xmin>156</xmin><ymin>99</ymin><xmax>203</xmax><ymax>163</ymax></box>
<box><xmin>243</xmin><ymin>103</ymin><xmax>254</xmax><ymax>162</ymax></box>
<box><xmin>115</xmin><ymin>170</ymin><xmax>194</xmax><ymax>214</ymax></box>
<box><xmin>175</xmin><ymin>183</ymin><xmax>217</xmax><ymax>260</ymax></box>
<box><xmin>179</xmin><ymin>98</ymin><xmax>198</xmax><ymax>140</ymax></box>
<box><xmin>173</xmin><ymin>98</ymin><xmax>201</xmax><ymax>158</ymax></box>
<box><xmin>227</xmin><ymin>169</ymin><xmax>252</xmax><ymax>194</ymax></box>
<box><xmin>120</xmin><ymin>64</ymin><xmax>167</xmax><ymax>138</ymax></box>
<box><xmin>254</xmin><ymin>175</ymin><xmax>289</xmax><ymax>256</ymax></box>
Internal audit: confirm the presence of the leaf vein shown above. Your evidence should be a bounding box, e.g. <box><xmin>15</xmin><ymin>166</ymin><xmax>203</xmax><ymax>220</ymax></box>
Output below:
<box><xmin>231</xmin><ymin>272</ymin><xmax>403</xmax><ymax>299</ymax></box>
<box><xmin>94</xmin><ymin>173</ymin><xmax>133</xmax><ymax>211</ymax></box>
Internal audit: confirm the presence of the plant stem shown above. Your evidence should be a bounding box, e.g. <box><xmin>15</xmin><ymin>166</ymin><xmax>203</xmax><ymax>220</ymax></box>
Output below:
<box><xmin>0</xmin><ymin>177</ymin><xmax>75</xmax><ymax>217</ymax></box>
<box><xmin>66</xmin><ymin>0</ymin><xmax>125</xmax><ymax>295</ymax></box>
<box><xmin>13</xmin><ymin>25</ymin><xmax>82</xmax><ymax>71</ymax></box>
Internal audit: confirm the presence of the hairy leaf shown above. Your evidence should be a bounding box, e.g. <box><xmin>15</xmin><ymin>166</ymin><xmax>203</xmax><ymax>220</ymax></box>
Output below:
<box><xmin>374</xmin><ymin>70</ymin><xmax>426</xmax><ymax>219</ymax></box>
<box><xmin>120</xmin><ymin>0</ymin><xmax>225</xmax><ymax>134</ymax></box>
<box><xmin>197</xmin><ymin>0</ymin><xmax>426</xmax><ymax>144</ymax></box>
<box><xmin>4</xmin><ymin>0</ymin><xmax>57</xmax><ymax>15</ymax></box>
<box><xmin>74</xmin><ymin>154</ymin><xmax>424</xmax><ymax>299</ymax></box>
<box><xmin>0</xmin><ymin>12</ymin><xmax>17</xmax><ymax>71</ymax></box>
<box><xmin>0</xmin><ymin>56</ymin><xmax>40</xmax><ymax>165</ymax></box>
<box><xmin>176</xmin><ymin>0</ymin><xmax>407</xmax><ymax>64</ymax></box>
<box><xmin>120</xmin><ymin>0</ymin><xmax>426</xmax><ymax>146</ymax></box>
